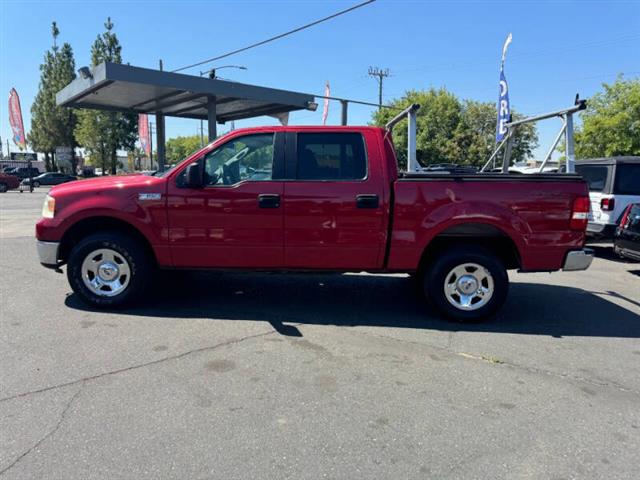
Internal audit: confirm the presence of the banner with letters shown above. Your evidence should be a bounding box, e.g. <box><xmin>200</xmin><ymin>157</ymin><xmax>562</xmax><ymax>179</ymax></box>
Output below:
<box><xmin>496</xmin><ymin>33</ymin><xmax>512</xmax><ymax>143</ymax></box>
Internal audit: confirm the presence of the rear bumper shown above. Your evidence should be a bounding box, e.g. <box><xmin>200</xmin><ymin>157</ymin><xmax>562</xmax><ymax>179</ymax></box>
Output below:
<box><xmin>563</xmin><ymin>248</ymin><xmax>594</xmax><ymax>271</ymax></box>
<box><xmin>586</xmin><ymin>222</ymin><xmax>616</xmax><ymax>239</ymax></box>
<box><xmin>37</xmin><ymin>240</ymin><xmax>60</xmax><ymax>268</ymax></box>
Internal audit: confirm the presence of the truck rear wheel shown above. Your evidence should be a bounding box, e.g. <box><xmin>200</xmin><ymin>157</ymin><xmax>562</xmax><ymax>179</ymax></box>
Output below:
<box><xmin>423</xmin><ymin>246</ymin><xmax>508</xmax><ymax>322</ymax></box>
<box><xmin>67</xmin><ymin>232</ymin><xmax>151</xmax><ymax>308</ymax></box>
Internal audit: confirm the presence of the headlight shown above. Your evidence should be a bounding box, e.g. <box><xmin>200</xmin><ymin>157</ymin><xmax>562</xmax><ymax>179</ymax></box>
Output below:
<box><xmin>42</xmin><ymin>195</ymin><xmax>56</xmax><ymax>219</ymax></box>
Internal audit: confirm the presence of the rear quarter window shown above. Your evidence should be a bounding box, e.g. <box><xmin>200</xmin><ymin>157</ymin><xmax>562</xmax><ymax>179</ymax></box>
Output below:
<box><xmin>575</xmin><ymin>165</ymin><xmax>610</xmax><ymax>192</ymax></box>
<box><xmin>614</xmin><ymin>164</ymin><xmax>640</xmax><ymax>195</ymax></box>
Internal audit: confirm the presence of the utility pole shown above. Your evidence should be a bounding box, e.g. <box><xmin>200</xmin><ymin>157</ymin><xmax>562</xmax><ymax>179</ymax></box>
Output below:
<box><xmin>368</xmin><ymin>66</ymin><xmax>390</xmax><ymax>110</ymax></box>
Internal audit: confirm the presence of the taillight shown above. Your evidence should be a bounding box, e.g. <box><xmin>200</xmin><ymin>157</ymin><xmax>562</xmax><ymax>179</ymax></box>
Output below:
<box><xmin>570</xmin><ymin>196</ymin><xmax>590</xmax><ymax>230</ymax></box>
<box><xmin>600</xmin><ymin>197</ymin><xmax>615</xmax><ymax>211</ymax></box>
<box><xmin>619</xmin><ymin>205</ymin><xmax>632</xmax><ymax>229</ymax></box>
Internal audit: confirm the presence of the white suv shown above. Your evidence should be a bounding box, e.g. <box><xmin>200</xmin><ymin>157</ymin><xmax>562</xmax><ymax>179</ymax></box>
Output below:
<box><xmin>575</xmin><ymin>157</ymin><xmax>640</xmax><ymax>239</ymax></box>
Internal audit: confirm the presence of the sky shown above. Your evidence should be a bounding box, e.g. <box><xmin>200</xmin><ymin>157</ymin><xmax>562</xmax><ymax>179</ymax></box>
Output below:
<box><xmin>1</xmin><ymin>0</ymin><xmax>639</xmax><ymax>160</ymax></box>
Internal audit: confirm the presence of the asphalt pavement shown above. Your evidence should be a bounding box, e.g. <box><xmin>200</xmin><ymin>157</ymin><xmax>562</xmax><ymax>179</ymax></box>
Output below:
<box><xmin>1</xmin><ymin>189</ymin><xmax>639</xmax><ymax>479</ymax></box>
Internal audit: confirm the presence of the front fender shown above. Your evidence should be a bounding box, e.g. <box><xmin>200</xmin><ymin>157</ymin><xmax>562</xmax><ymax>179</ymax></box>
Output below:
<box><xmin>36</xmin><ymin>189</ymin><xmax>167</xmax><ymax>246</ymax></box>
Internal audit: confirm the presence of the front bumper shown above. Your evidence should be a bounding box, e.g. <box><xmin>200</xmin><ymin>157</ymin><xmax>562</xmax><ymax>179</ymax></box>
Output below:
<box><xmin>37</xmin><ymin>240</ymin><xmax>60</xmax><ymax>268</ymax></box>
<box><xmin>563</xmin><ymin>248</ymin><xmax>594</xmax><ymax>271</ymax></box>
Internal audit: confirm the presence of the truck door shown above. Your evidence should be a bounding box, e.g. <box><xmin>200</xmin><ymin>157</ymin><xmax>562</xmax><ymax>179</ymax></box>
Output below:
<box><xmin>283</xmin><ymin>130</ymin><xmax>387</xmax><ymax>270</ymax></box>
<box><xmin>166</xmin><ymin>132</ymin><xmax>285</xmax><ymax>268</ymax></box>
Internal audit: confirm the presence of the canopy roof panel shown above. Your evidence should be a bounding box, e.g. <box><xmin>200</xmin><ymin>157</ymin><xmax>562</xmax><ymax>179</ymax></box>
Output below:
<box><xmin>56</xmin><ymin>62</ymin><xmax>316</xmax><ymax>123</ymax></box>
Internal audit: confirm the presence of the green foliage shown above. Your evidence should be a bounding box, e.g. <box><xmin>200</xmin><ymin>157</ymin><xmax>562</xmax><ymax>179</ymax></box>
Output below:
<box><xmin>28</xmin><ymin>22</ymin><xmax>77</xmax><ymax>172</ymax></box>
<box><xmin>74</xmin><ymin>17</ymin><xmax>137</xmax><ymax>175</ymax></box>
<box><xmin>575</xmin><ymin>77</ymin><xmax>640</xmax><ymax>158</ymax></box>
<box><xmin>371</xmin><ymin>88</ymin><xmax>538</xmax><ymax>169</ymax></box>
<box><xmin>166</xmin><ymin>135</ymin><xmax>203</xmax><ymax>164</ymax></box>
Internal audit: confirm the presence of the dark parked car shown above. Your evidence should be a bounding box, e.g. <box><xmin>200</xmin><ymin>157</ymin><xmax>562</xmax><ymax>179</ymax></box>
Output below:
<box><xmin>614</xmin><ymin>203</ymin><xmax>640</xmax><ymax>261</ymax></box>
<box><xmin>10</xmin><ymin>167</ymin><xmax>42</xmax><ymax>179</ymax></box>
<box><xmin>21</xmin><ymin>172</ymin><xmax>76</xmax><ymax>188</ymax></box>
<box><xmin>0</xmin><ymin>173</ymin><xmax>21</xmax><ymax>192</ymax></box>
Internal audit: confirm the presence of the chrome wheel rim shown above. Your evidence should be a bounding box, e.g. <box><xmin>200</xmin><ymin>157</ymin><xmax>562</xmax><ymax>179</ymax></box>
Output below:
<box><xmin>444</xmin><ymin>263</ymin><xmax>494</xmax><ymax>311</ymax></box>
<box><xmin>81</xmin><ymin>248</ymin><xmax>131</xmax><ymax>297</ymax></box>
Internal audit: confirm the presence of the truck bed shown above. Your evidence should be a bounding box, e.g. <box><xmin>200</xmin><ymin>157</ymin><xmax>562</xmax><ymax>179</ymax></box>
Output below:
<box><xmin>388</xmin><ymin>173</ymin><xmax>589</xmax><ymax>272</ymax></box>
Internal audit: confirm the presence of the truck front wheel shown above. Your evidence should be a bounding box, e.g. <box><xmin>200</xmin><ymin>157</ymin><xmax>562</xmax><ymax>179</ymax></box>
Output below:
<box><xmin>67</xmin><ymin>232</ymin><xmax>151</xmax><ymax>308</ymax></box>
<box><xmin>423</xmin><ymin>246</ymin><xmax>508</xmax><ymax>322</ymax></box>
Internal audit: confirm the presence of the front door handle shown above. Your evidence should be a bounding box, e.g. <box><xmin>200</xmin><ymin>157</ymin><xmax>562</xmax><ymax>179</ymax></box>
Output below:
<box><xmin>356</xmin><ymin>194</ymin><xmax>379</xmax><ymax>209</ymax></box>
<box><xmin>258</xmin><ymin>194</ymin><xmax>280</xmax><ymax>209</ymax></box>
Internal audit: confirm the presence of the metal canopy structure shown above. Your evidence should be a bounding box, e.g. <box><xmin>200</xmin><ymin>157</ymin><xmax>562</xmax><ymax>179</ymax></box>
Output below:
<box><xmin>56</xmin><ymin>62</ymin><xmax>317</xmax><ymax>170</ymax></box>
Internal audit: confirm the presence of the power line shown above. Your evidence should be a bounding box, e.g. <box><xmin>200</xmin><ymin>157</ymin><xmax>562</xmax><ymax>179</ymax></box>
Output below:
<box><xmin>171</xmin><ymin>0</ymin><xmax>376</xmax><ymax>73</ymax></box>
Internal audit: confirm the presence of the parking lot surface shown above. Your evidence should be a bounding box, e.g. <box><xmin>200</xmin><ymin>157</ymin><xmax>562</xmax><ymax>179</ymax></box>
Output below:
<box><xmin>1</xmin><ymin>189</ymin><xmax>639</xmax><ymax>479</ymax></box>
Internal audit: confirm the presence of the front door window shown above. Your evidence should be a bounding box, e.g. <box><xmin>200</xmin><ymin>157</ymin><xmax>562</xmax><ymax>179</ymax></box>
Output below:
<box><xmin>203</xmin><ymin>133</ymin><xmax>274</xmax><ymax>186</ymax></box>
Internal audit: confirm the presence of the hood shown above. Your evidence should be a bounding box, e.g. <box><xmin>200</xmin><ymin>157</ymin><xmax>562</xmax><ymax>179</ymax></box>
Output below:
<box><xmin>50</xmin><ymin>174</ymin><xmax>165</xmax><ymax>197</ymax></box>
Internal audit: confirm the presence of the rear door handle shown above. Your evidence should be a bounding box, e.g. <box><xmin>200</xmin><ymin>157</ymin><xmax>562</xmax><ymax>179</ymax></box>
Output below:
<box><xmin>258</xmin><ymin>194</ymin><xmax>281</xmax><ymax>209</ymax></box>
<box><xmin>356</xmin><ymin>194</ymin><xmax>379</xmax><ymax>209</ymax></box>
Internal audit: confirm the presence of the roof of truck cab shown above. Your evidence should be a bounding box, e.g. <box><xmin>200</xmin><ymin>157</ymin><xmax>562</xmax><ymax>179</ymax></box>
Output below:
<box><xmin>225</xmin><ymin>125</ymin><xmax>386</xmax><ymax>131</ymax></box>
<box><xmin>575</xmin><ymin>156</ymin><xmax>640</xmax><ymax>165</ymax></box>
<box><xmin>191</xmin><ymin>125</ymin><xmax>389</xmax><ymax>152</ymax></box>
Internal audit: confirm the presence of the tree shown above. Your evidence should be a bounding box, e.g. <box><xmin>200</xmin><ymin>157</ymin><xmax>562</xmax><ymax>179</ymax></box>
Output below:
<box><xmin>75</xmin><ymin>18</ymin><xmax>137</xmax><ymax>174</ymax></box>
<box><xmin>371</xmin><ymin>88</ymin><xmax>538</xmax><ymax>169</ymax></box>
<box><xmin>166</xmin><ymin>135</ymin><xmax>202</xmax><ymax>164</ymax></box>
<box><xmin>574</xmin><ymin>76</ymin><xmax>640</xmax><ymax>158</ymax></box>
<box><xmin>28</xmin><ymin>22</ymin><xmax>78</xmax><ymax>172</ymax></box>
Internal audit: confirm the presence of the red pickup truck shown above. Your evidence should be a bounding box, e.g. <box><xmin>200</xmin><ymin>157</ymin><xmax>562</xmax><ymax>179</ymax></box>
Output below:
<box><xmin>0</xmin><ymin>172</ymin><xmax>21</xmax><ymax>192</ymax></box>
<box><xmin>36</xmin><ymin>125</ymin><xmax>593</xmax><ymax>321</ymax></box>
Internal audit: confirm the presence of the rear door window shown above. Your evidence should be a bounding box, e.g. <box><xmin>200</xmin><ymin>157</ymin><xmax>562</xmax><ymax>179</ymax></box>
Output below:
<box><xmin>296</xmin><ymin>132</ymin><xmax>367</xmax><ymax>180</ymax></box>
<box><xmin>614</xmin><ymin>164</ymin><xmax>640</xmax><ymax>195</ymax></box>
<box><xmin>575</xmin><ymin>165</ymin><xmax>610</xmax><ymax>192</ymax></box>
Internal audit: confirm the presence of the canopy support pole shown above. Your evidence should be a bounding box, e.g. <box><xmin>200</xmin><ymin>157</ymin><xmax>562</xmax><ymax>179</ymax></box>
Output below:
<box><xmin>207</xmin><ymin>95</ymin><xmax>217</xmax><ymax>142</ymax></box>
<box><xmin>156</xmin><ymin>113</ymin><xmax>165</xmax><ymax>172</ymax></box>
<box><xmin>340</xmin><ymin>100</ymin><xmax>348</xmax><ymax>125</ymax></box>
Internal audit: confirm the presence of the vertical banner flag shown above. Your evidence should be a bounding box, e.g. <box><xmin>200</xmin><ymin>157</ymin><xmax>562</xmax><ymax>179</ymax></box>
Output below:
<box><xmin>322</xmin><ymin>81</ymin><xmax>330</xmax><ymax>125</ymax></box>
<box><xmin>8</xmin><ymin>88</ymin><xmax>27</xmax><ymax>150</ymax></box>
<box><xmin>138</xmin><ymin>114</ymin><xmax>150</xmax><ymax>155</ymax></box>
<box><xmin>496</xmin><ymin>33</ymin><xmax>512</xmax><ymax>143</ymax></box>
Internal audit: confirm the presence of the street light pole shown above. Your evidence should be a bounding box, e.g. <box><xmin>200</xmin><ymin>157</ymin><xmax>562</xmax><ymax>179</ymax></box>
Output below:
<box><xmin>199</xmin><ymin>65</ymin><xmax>247</xmax><ymax>147</ymax></box>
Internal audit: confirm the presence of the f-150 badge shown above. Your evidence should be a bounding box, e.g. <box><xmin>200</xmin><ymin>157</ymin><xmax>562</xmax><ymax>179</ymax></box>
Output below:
<box><xmin>138</xmin><ymin>193</ymin><xmax>161</xmax><ymax>201</ymax></box>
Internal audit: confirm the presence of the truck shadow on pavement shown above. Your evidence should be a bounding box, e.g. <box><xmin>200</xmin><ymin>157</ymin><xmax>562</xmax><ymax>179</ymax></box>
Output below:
<box><xmin>65</xmin><ymin>271</ymin><xmax>640</xmax><ymax>338</ymax></box>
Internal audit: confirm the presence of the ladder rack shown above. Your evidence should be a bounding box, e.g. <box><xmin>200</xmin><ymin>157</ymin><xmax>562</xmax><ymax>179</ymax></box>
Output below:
<box><xmin>481</xmin><ymin>96</ymin><xmax>587</xmax><ymax>173</ymax></box>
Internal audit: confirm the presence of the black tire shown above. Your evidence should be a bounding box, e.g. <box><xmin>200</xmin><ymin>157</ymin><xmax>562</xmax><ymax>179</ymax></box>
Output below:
<box><xmin>33</xmin><ymin>181</ymin><xmax>40</xmax><ymax>188</ymax></box>
<box><xmin>0</xmin><ymin>183</ymin><xmax>7</xmax><ymax>193</ymax></box>
<box><xmin>67</xmin><ymin>232</ymin><xmax>152</xmax><ymax>308</ymax></box>
<box><xmin>422</xmin><ymin>245</ymin><xmax>508</xmax><ymax>322</ymax></box>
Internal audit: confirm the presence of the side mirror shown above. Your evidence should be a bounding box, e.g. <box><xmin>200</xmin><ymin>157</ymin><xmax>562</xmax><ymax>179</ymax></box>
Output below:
<box><xmin>185</xmin><ymin>162</ymin><xmax>203</xmax><ymax>188</ymax></box>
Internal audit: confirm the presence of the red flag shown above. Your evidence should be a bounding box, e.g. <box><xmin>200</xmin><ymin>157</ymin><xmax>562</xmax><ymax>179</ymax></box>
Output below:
<box><xmin>8</xmin><ymin>88</ymin><xmax>26</xmax><ymax>150</ymax></box>
<box><xmin>322</xmin><ymin>81</ymin><xmax>330</xmax><ymax>125</ymax></box>
<box><xmin>138</xmin><ymin>114</ymin><xmax>150</xmax><ymax>155</ymax></box>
